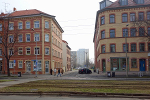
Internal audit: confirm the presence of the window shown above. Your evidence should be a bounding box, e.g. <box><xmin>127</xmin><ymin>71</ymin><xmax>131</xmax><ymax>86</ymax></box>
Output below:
<box><xmin>9</xmin><ymin>49</ymin><xmax>13</xmax><ymax>55</ymax></box>
<box><xmin>18</xmin><ymin>22</ymin><xmax>23</xmax><ymax>29</ymax></box>
<box><xmin>101</xmin><ymin>16</ymin><xmax>105</xmax><ymax>25</ymax></box>
<box><xmin>110</xmin><ymin>14</ymin><xmax>115</xmax><ymax>23</ymax></box>
<box><xmin>139</xmin><ymin>43</ymin><xmax>145</xmax><ymax>52</ymax></box>
<box><xmin>148</xmin><ymin>27</ymin><xmax>150</xmax><ymax>36</ymax></box>
<box><xmin>9</xmin><ymin>61</ymin><xmax>14</xmax><ymax>68</ymax></box>
<box><xmin>139</xmin><ymin>12</ymin><xmax>144</xmax><ymax>21</ymax></box>
<box><xmin>102</xmin><ymin>45</ymin><xmax>105</xmax><ymax>53</ymax></box>
<box><xmin>45</xmin><ymin>34</ymin><xmax>49</xmax><ymax>42</ymax></box>
<box><xmin>101</xmin><ymin>31</ymin><xmax>105</xmax><ymax>39</ymax></box>
<box><xmin>110</xmin><ymin>44</ymin><xmax>115</xmax><ymax>52</ymax></box>
<box><xmin>130</xmin><ymin>28</ymin><xmax>136</xmax><ymax>37</ymax></box>
<box><xmin>0</xmin><ymin>23</ymin><xmax>2</xmax><ymax>31</ymax></box>
<box><xmin>148</xmin><ymin>43</ymin><xmax>150</xmax><ymax>52</ymax></box>
<box><xmin>110</xmin><ymin>29</ymin><xmax>115</xmax><ymax>38</ymax></box>
<box><xmin>45</xmin><ymin>21</ymin><xmax>49</xmax><ymax>28</ymax></box>
<box><xmin>0</xmin><ymin>48</ymin><xmax>2</xmax><ymax>56</ymax></box>
<box><xmin>34</xmin><ymin>21</ymin><xmax>40</xmax><ymax>28</ymax></box>
<box><xmin>45</xmin><ymin>48</ymin><xmax>49</xmax><ymax>55</ymax></box>
<box><xmin>34</xmin><ymin>33</ymin><xmax>40</xmax><ymax>41</ymax></box>
<box><xmin>9</xmin><ymin>35</ymin><xmax>13</xmax><ymax>43</ymax></box>
<box><xmin>147</xmin><ymin>12</ymin><xmax>150</xmax><ymax>20</ymax></box>
<box><xmin>123</xmin><ymin>44</ymin><xmax>128</xmax><ymax>52</ymax></box>
<box><xmin>131</xmin><ymin>59</ymin><xmax>137</xmax><ymax>68</ymax></box>
<box><xmin>130</xmin><ymin>13</ymin><xmax>135</xmax><ymax>21</ymax></box>
<box><xmin>26</xmin><ymin>21</ymin><xmax>30</xmax><ymax>29</ymax></box>
<box><xmin>139</xmin><ymin>27</ymin><xmax>144</xmax><ymax>36</ymax></box>
<box><xmin>18</xmin><ymin>48</ymin><xmax>23</xmax><ymax>55</ymax></box>
<box><xmin>9</xmin><ymin>23</ymin><xmax>14</xmax><ymax>30</ymax></box>
<box><xmin>0</xmin><ymin>36</ymin><xmax>2</xmax><ymax>43</ymax></box>
<box><xmin>33</xmin><ymin>60</ymin><xmax>42</xmax><ymax>71</ymax></box>
<box><xmin>18</xmin><ymin>61</ymin><xmax>23</xmax><ymax>68</ymax></box>
<box><xmin>18</xmin><ymin>34</ymin><xmax>23</xmax><ymax>42</ymax></box>
<box><xmin>35</xmin><ymin>47</ymin><xmax>40</xmax><ymax>55</ymax></box>
<box><xmin>26</xmin><ymin>48</ymin><xmax>30</xmax><ymax>55</ymax></box>
<box><xmin>122</xmin><ymin>13</ymin><xmax>128</xmax><ymax>22</ymax></box>
<box><xmin>131</xmin><ymin>44</ymin><xmax>136</xmax><ymax>52</ymax></box>
<box><xmin>26</xmin><ymin>34</ymin><xmax>30</xmax><ymax>42</ymax></box>
<box><xmin>135</xmin><ymin>0</ymin><xmax>144</xmax><ymax>4</ymax></box>
<box><xmin>100</xmin><ymin>1</ymin><xmax>105</xmax><ymax>9</ymax></box>
<box><xmin>45</xmin><ymin>61</ymin><xmax>49</xmax><ymax>73</ymax></box>
<box><xmin>123</xmin><ymin>29</ymin><xmax>128</xmax><ymax>37</ymax></box>
<box><xmin>120</xmin><ymin>0</ymin><xmax>128</xmax><ymax>5</ymax></box>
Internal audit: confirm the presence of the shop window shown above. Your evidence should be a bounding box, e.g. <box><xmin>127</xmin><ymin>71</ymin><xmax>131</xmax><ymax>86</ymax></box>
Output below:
<box><xmin>131</xmin><ymin>59</ymin><xmax>137</xmax><ymax>68</ymax></box>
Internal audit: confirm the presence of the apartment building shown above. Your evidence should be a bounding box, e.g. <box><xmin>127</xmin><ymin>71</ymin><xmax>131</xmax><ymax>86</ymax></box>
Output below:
<box><xmin>71</xmin><ymin>51</ymin><xmax>77</xmax><ymax>69</ymax></box>
<box><xmin>93</xmin><ymin>0</ymin><xmax>150</xmax><ymax>74</ymax></box>
<box><xmin>0</xmin><ymin>8</ymin><xmax>63</xmax><ymax>74</ymax></box>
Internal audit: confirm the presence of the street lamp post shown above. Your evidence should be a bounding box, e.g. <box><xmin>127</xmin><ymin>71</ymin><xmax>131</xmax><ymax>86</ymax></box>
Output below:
<box><xmin>125</xmin><ymin>24</ymin><xmax>129</xmax><ymax>77</ymax></box>
<box><xmin>32</xmin><ymin>28</ymin><xmax>37</xmax><ymax>77</ymax></box>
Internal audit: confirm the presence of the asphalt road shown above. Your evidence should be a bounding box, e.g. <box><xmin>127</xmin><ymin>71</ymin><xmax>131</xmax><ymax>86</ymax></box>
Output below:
<box><xmin>0</xmin><ymin>95</ymin><xmax>147</xmax><ymax>100</ymax></box>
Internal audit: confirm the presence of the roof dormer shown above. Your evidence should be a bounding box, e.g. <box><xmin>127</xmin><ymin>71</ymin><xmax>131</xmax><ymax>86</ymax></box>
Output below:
<box><xmin>119</xmin><ymin>0</ymin><xmax>128</xmax><ymax>6</ymax></box>
<box><xmin>133</xmin><ymin>0</ymin><xmax>144</xmax><ymax>4</ymax></box>
<box><xmin>100</xmin><ymin>0</ymin><xmax>113</xmax><ymax>10</ymax></box>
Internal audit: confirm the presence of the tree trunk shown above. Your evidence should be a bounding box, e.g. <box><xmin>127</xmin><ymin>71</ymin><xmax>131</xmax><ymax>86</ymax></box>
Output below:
<box><xmin>7</xmin><ymin>59</ymin><xmax>10</xmax><ymax>76</ymax></box>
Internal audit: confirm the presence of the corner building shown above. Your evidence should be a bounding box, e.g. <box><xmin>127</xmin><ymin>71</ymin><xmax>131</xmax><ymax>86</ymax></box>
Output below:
<box><xmin>94</xmin><ymin>0</ymin><xmax>150</xmax><ymax>74</ymax></box>
<box><xmin>0</xmin><ymin>8</ymin><xmax>63</xmax><ymax>74</ymax></box>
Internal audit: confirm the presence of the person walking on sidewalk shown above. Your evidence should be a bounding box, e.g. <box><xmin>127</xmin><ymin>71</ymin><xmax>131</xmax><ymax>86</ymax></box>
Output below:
<box><xmin>57</xmin><ymin>69</ymin><xmax>61</xmax><ymax>77</ymax></box>
<box><xmin>54</xmin><ymin>68</ymin><xmax>56</xmax><ymax>76</ymax></box>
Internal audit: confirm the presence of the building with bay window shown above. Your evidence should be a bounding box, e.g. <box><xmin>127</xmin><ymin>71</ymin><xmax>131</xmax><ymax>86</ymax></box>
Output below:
<box><xmin>93</xmin><ymin>0</ymin><xmax>150</xmax><ymax>74</ymax></box>
<box><xmin>0</xmin><ymin>8</ymin><xmax>63</xmax><ymax>74</ymax></box>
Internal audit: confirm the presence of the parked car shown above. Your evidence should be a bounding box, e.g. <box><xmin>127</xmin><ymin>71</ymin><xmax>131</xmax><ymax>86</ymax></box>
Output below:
<box><xmin>78</xmin><ymin>68</ymin><xmax>92</xmax><ymax>74</ymax></box>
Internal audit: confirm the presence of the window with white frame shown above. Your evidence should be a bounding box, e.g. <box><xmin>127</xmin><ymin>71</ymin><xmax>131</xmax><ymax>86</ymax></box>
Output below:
<box><xmin>35</xmin><ymin>47</ymin><xmax>40</xmax><ymax>55</ymax></box>
<box><xmin>9</xmin><ymin>35</ymin><xmax>14</xmax><ymax>43</ymax></box>
<box><xmin>26</xmin><ymin>34</ymin><xmax>30</xmax><ymax>42</ymax></box>
<box><xmin>0</xmin><ymin>48</ymin><xmax>2</xmax><ymax>56</ymax></box>
<box><xmin>26</xmin><ymin>47</ymin><xmax>30</xmax><ymax>55</ymax></box>
<box><xmin>139</xmin><ymin>12</ymin><xmax>144</xmax><ymax>21</ymax></box>
<box><xmin>18</xmin><ymin>34</ymin><xmax>23</xmax><ymax>42</ymax></box>
<box><xmin>34</xmin><ymin>21</ymin><xmax>40</xmax><ymax>28</ymax></box>
<box><xmin>9</xmin><ymin>61</ymin><xmax>14</xmax><ymax>68</ymax></box>
<box><xmin>18</xmin><ymin>61</ymin><xmax>23</xmax><ymax>68</ymax></box>
<box><xmin>18</xmin><ymin>22</ymin><xmax>23</xmax><ymax>29</ymax></box>
<box><xmin>18</xmin><ymin>48</ymin><xmax>23</xmax><ymax>55</ymax></box>
<box><xmin>26</xmin><ymin>21</ymin><xmax>30</xmax><ymax>29</ymax></box>
<box><xmin>45</xmin><ymin>48</ymin><xmax>49</xmax><ymax>55</ymax></box>
<box><xmin>9</xmin><ymin>23</ymin><xmax>14</xmax><ymax>30</ymax></box>
<box><xmin>45</xmin><ymin>34</ymin><xmax>49</xmax><ymax>42</ymax></box>
<box><xmin>34</xmin><ymin>33</ymin><xmax>40</xmax><ymax>41</ymax></box>
<box><xmin>0</xmin><ymin>36</ymin><xmax>2</xmax><ymax>43</ymax></box>
<box><xmin>33</xmin><ymin>60</ymin><xmax>42</xmax><ymax>71</ymax></box>
<box><xmin>130</xmin><ymin>13</ymin><xmax>135</xmax><ymax>21</ymax></box>
<box><xmin>9</xmin><ymin>49</ymin><xmax>13</xmax><ymax>55</ymax></box>
<box><xmin>0</xmin><ymin>23</ymin><xmax>2</xmax><ymax>31</ymax></box>
<box><xmin>45</xmin><ymin>21</ymin><xmax>49</xmax><ymax>28</ymax></box>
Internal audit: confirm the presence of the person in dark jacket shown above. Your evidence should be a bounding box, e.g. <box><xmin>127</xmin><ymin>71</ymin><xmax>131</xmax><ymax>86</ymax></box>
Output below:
<box><xmin>50</xmin><ymin>69</ymin><xmax>52</xmax><ymax>75</ymax></box>
<box><xmin>57</xmin><ymin>69</ymin><xmax>61</xmax><ymax>77</ymax></box>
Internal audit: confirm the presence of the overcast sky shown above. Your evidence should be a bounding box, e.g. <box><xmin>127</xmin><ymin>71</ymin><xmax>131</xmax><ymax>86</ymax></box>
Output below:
<box><xmin>0</xmin><ymin>0</ymin><xmax>116</xmax><ymax>61</ymax></box>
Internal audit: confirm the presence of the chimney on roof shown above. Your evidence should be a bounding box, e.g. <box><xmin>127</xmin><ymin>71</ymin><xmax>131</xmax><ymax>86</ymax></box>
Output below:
<box><xmin>13</xmin><ymin>7</ymin><xmax>16</xmax><ymax>11</ymax></box>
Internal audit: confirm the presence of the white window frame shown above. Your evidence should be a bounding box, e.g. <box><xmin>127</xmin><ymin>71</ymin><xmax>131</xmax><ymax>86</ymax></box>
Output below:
<box><xmin>26</xmin><ymin>21</ymin><xmax>30</xmax><ymax>29</ymax></box>
<box><xmin>26</xmin><ymin>34</ymin><xmax>30</xmax><ymax>42</ymax></box>
<box><xmin>33</xmin><ymin>60</ymin><xmax>42</xmax><ymax>71</ymax></box>
<box><xmin>18</xmin><ymin>22</ymin><xmax>23</xmax><ymax>29</ymax></box>
<box><xmin>34</xmin><ymin>33</ymin><xmax>40</xmax><ymax>41</ymax></box>
<box><xmin>18</xmin><ymin>48</ymin><xmax>23</xmax><ymax>55</ymax></box>
<box><xmin>9</xmin><ymin>49</ymin><xmax>14</xmax><ymax>56</ymax></box>
<box><xmin>9</xmin><ymin>23</ymin><xmax>14</xmax><ymax>30</ymax></box>
<box><xmin>35</xmin><ymin>47</ymin><xmax>40</xmax><ymax>55</ymax></box>
<box><xmin>45</xmin><ymin>34</ymin><xmax>49</xmax><ymax>42</ymax></box>
<box><xmin>45</xmin><ymin>48</ymin><xmax>49</xmax><ymax>55</ymax></box>
<box><xmin>45</xmin><ymin>21</ymin><xmax>49</xmax><ymax>28</ymax></box>
<box><xmin>18</xmin><ymin>34</ymin><xmax>23</xmax><ymax>42</ymax></box>
<box><xmin>26</xmin><ymin>47</ymin><xmax>31</xmax><ymax>55</ymax></box>
<box><xmin>9</xmin><ymin>35</ymin><xmax>14</xmax><ymax>43</ymax></box>
<box><xmin>9</xmin><ymin>61</ymin><xmax>14</xmax><ymax>68</ymax></box>
<box><xmin>18</xmin><ymin>61</ymin><xmax>23</xmax><ymax>68</ymax></box>
<box><xmin>34</xmin><ymin>21</ymin><xmax>40</xmax><ymax>28</ymax></box>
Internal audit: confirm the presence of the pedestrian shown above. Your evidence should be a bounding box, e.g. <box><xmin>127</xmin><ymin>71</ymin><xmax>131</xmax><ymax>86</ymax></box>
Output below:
<box><xmin>57</xmin><ymin>69</ymin><xmax>61</xmax><ymax>77</ymax></box>
<box><xmin>50</xmin><ymin>69</ymin><xmax>52</xmax><ymax>75</ymax></box>
<box><xmin>54</xmin><ymin>68</ymin><xmax>56</xmax><ymax>76</ymax></box>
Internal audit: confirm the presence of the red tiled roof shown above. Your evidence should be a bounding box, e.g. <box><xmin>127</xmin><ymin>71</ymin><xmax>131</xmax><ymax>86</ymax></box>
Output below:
<box><xmin>106</xmin><ymin>0</ymin><xmax>150</xmax><ymax>8</ymax></box>
<box><xmin>9</xmin><ymin>9</ymin><xmax>54</xmax><ymax>17</ymax></box>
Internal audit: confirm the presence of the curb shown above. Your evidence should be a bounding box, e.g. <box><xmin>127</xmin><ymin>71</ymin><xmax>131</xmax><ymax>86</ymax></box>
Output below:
<box><xmin>0</xmin><ymin>92</ymin><xmax>150</xmax><ymax>99</ymax></box>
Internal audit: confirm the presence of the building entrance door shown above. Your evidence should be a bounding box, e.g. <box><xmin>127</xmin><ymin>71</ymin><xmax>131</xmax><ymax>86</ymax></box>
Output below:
<box><xmin>102</xmin><ymin>59</ymin><xmax>106</xmax><ymax>72</ymax></box>
<box><xmin>139</xmin><ymin>59</ymin><xmax>145</xmax><ymax>71</ymax></box>
<box><xmin>26</xmin><ymin>61</ymin><xmax>31</xmax><ymax>72</ymax></box>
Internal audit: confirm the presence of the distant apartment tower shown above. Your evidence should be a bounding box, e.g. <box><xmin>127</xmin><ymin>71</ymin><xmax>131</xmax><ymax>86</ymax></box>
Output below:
<box><xmin>71</xmin><ymin>51</ymin><xmax>77</xmax><ymax>68</ymax></box>
<box><xmin>77</xmin><ymin>49</ymin><xmax>89</xmax><ymax>67</ymax></box>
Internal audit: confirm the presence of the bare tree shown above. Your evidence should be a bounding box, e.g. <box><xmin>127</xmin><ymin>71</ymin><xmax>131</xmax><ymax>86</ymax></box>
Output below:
<box><xmin>0</xmin><ymin>15</ymin><xmax>19</xmax><ymax>76</ymax></box>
